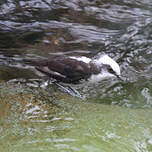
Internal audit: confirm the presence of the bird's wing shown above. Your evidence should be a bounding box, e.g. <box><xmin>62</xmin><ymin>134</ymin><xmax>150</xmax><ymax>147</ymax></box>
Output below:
<box><xmin>37</xmin><ymin>57</ymin><xmax>92</xmax><ymax>83</ymax></box>
<box><xmin>36</xmin><ymin>66</ymin><xmax>66</xmax><ymax>79</ymax></box>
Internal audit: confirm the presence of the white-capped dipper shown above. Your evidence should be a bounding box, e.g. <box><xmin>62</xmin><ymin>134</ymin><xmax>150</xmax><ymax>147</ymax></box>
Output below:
<box><xmin>24</xmin><ymin>54</ymin><xmax>121</xmax><ymax>84</ymax></box>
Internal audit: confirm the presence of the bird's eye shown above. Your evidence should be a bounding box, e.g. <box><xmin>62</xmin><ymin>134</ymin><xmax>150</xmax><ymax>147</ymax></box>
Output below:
<box><xmin>109</xmin><ymin>68</ymin><xmax>113</xmax><ymax>72</ymax></box>
<box><xmin>103</xmin><ymin>64</ymin><xmax>115</xmax><ymax>74</ymax></box>
<box><xmin>108</xmin><ymin>67</ymin><xmax>115</xmax><ymax>74</ymax></box>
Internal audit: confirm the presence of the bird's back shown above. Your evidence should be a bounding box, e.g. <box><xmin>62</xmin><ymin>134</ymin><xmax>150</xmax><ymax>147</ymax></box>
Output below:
<box><xmin>25</xmin><ymin>56</ymin><xmax>93</xmax><ymax>83</ymax></box>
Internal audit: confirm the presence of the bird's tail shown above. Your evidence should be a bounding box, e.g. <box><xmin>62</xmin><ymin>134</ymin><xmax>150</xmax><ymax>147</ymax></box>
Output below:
<box><xmin>23</xmin><ymin>59</ymin><xmax>48</xmax><ymax>66</ymax></box>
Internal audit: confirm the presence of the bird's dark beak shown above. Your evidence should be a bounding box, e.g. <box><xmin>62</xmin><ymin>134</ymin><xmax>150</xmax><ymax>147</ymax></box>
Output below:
<box><xmin>116</xmin><ymin>74</ymin><xmax>123</xmax><ymax>81</ymax></box>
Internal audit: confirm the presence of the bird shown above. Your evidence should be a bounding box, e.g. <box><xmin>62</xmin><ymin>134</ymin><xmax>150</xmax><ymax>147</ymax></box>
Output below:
<box><xmin>24</xmin><ymin>54</ymin><xmax>121</xmax><ymax>84</ymax></box>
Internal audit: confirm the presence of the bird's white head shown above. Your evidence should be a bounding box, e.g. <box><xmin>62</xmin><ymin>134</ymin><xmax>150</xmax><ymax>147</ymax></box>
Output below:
<box><xmin>94</xmin><ymin>54</ymin><xmax>121</xmax><ymax>77</ymax></box>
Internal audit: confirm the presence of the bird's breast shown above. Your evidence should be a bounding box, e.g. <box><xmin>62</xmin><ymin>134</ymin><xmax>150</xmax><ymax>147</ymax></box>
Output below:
<box><xmin>89</xmin><ymin>72</ymin><xmax>115</xmax><ymax>83</ymax></box>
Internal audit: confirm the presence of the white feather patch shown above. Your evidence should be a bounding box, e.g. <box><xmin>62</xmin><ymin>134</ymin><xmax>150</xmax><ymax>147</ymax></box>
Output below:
<box><xmin>89</xmin><ymin>72</ymin><xmax>115</xmax><ymax>83</ymax></box>
<box><xmin>70</xmin><ymin>56</ymin><xmax>91</xmax><ymax>64</ymax></box>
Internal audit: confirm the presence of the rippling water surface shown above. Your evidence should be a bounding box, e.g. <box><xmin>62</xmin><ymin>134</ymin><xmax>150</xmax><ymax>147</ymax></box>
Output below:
<box><xmin>0</xmin><ymin>0</ymin><xmax>152</xmax><ymax>151</ymax></box>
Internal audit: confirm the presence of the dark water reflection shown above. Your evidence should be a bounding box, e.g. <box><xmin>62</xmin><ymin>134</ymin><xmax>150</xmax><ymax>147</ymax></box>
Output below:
<box><xmin>0</xmin><ymin>0</ymin><xmax>152</xmax><ymax>107</ymax></box>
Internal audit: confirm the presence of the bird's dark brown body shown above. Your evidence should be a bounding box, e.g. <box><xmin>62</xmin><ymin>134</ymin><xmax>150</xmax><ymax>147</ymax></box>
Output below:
<box><xmin>25</xmin><ymin>56</ymin><xmax>100</xmax><ymax>83</ymax></box>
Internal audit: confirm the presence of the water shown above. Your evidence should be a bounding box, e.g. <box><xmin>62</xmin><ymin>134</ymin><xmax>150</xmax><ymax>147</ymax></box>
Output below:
<box><xmin>0</xmin><ymin>0</ymin><xmax>152</xmax><ymax>151</ymax></box>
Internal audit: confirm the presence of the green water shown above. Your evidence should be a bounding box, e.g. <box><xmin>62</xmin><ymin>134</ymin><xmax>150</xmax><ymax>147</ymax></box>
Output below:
<box><xmin>0</xmin><ymin>84</ymin><xmax>152</xmax><ymax>152</ymax></box>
